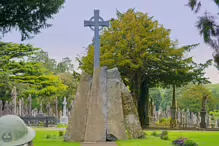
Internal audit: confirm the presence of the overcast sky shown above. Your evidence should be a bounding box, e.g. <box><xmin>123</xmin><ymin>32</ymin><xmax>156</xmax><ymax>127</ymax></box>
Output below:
<box><xmin>2</xmin><ymin>0</ymin><xmax>219</xmax><ymax>83</ymax></box>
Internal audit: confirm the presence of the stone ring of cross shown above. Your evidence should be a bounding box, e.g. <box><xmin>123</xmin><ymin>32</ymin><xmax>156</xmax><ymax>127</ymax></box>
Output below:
<box><xmin>88</xmin><ymin>16</ymin><xmax>105</xmax><ymax>31</ymax></box>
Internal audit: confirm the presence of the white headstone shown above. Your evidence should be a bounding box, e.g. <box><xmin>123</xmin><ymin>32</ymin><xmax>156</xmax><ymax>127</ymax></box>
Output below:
<box><xmin>60</xmin><ymin>97</ymin><xmax>68</xmax><ymax>125</ymax></box>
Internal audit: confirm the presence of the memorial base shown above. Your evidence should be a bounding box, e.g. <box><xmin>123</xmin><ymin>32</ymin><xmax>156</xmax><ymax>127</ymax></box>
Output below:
<box><xmin>60</xmin><ymin>116</ymin><xmax>68</xmax><ymax>125</ymax></box>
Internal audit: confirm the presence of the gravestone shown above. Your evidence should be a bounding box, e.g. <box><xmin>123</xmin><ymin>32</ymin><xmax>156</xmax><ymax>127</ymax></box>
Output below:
<box><xmin>3</xmin><ymin>101</ymin><xmax>9</xmax><ymax>115</ymax></box>
<box><xmin>28</xmin><ymin>94</ymin><xmax>32</xmax><ymax>116</ymax></box>
<box><xmin>55</xmin><ymin>97</ymin><xmax>58</xmax><ymax>118</ymax></box>
<box><xmin>0</xmin><ymin>100</ymin><xmax>3</xmax><ymax>116</ymax></box>
<box><xmin>60</xmin><ymin>97</ymin><xmax>68</xmax><ymax>125</ymax></box>
<box><xmin>21</xmin><ymin>98</ymin><xmax>25</xmax><ymax>116</ymax></box>
<box><xmin>46</xmin><ymin>102</ymin><xmax>50</xmax><ymax>116</ymax></box>
<box><xmin>38</xmin><ymin>102</ymin><xmax>43</xmax><ymax>116</ymax></box>
<box><xmin>19</xmin><ymin>99</ymin><xmax>22</xmax><ymax>116</ymax></box>
<box><xmin>11</xmin><ymin>86</ymin><xmax>17</xmax><ymax>115</ymax></box>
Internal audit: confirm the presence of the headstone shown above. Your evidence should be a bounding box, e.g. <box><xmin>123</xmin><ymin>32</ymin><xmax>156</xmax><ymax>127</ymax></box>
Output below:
<box><xmin>24</xmin><ymin>102</ymin><xmax>28</xmax><ymax>115</ymax></box>
<box><xmin>32</xmin><ymin>108</ymin><xmax>38</xmax><ymax>117</ymax></box>
<box><xmin>0</xmin><ymin>100</ymin><xmax>3</xmax><ymax>116</ymax></box>
<box><xmin>28</xmin><ymin>94</ymin><xmax>32</xmax><ymax>115</ymax></box>
<box><xmin>19</xmin><ymin>99</ymin><xmax>22</xmax><ymax>116</ymax></box>
<box><xmin>185</xmin><ymin>109</ymin><xmax>190</xmax><ymax>127</ymax></box>
<box><xmin>166</xmin><ymin>106</ymin><xmax>171</xmax><ymax>118</ymax></box>
<box><xmin>60</xmin><ymin>97</ymin><xmax>68</xmax><ymax>125</ymax></box>
<box><xmin>181</xmin><ymin>110</ymin><xmax>186</xmax><ymax>128</ymax></box>
<box><xmin>21</xmin><ymin>98</ymin><xmax>25</xmax><ymax>116</ymax></box>
<box><xmin>3</xmin><ymin>101</ymin><xmax>9</xmax><ymax>115</ymax></box>
<box><xmin>38</xmin><ymin>102</ymin><xmax>43</xmax><ymax>116</ymax></box>
<box><xmin>8</xmin><ymin>102</ymin><xmax>13</xmax><ymax>115</ymax></box>
<box><xmin>177</xmin><ymin>109</ymin><xmax>181</xmax><ymax>126</ymax></box>
<box><xmin>196</xmin><ymin>112</ymin><xmax>201</xmax><ymax>128</ymax></box>
<box><xmin>46</xmin><ymin>102</ymin><xmax>50</xmax><ymax>116</ymax></box>
<box><xmin>11</xmin><ymin>86</ymin><xmax>17</xmax><ymax>115</ymax></box>
<box><xmin>49</xmin><ymin>107</ymin><xmax>53</xmax><ymax>116</ymax></box>
<box><xmin>206</xmin><ymin>113</ymin><xmax>210</xmax><ymax>128</ymax></box>
<box><xmin>55</xmin><ymin>97</ymin><xmax>58</xmax><ymax>118</ymax></box>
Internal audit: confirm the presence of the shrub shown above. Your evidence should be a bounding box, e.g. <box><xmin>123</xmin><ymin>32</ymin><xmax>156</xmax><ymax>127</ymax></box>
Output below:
<box><xmin>143</xmin><ymin>131</ymin><xmax>148</xmax><ymax>136</ymax></box>
<box><xmin>156</xmin><ymin>118</ymin><xmax>171</xmax><ymax>126</ymax></box>
<box><xmin>59</xmin><ymin>131</ymin><xmax>64</xmax><ymax>137</ymax></box>
<box><xmin>45</xmin><ymin>134</ymin><xmax>52</xmax><ymax>139</ymax></box>
<box><xmin>160</xmin><ymin>130</ymin><xmax>168</xmax><ymax>140</ymax></box>
<box><xmin>38</xmin><ymin>121</ymin><xmax>44</xmax><ymax>127</ymax></box>
<box><xmin>183</xmin><ymin>139</ymin><xmax>198</xmax><ymax>146</ymax></box>
<box><xmin>151</xmin><ymin>131</ymin><xmax>159</xmax><ymax>137</ymax></box>
<box><xmin>172</xmin><ymin>137</ymin><xmax>198</xmax><ymax>146</ymax></box>
<box><xmin>162</xmin><ymin>135</ymin><xmax>169</xmax><ymax>140</ymax></box>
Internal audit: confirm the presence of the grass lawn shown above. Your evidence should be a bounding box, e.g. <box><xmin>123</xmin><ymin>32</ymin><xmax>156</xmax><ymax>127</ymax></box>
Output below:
<box><xmin>33</xmin><ymin>128</ymin><xmax>80</xmax><ymax>146</ymax></box>
<box><xmin>33</xmin><ymin>128</ymin><xmax>219</xmax><ymax>146</ymax></box>
<box><xmin>117</xmin><ymin>131</ymin><xmax>219</xmax><ymax>146</ymax></box>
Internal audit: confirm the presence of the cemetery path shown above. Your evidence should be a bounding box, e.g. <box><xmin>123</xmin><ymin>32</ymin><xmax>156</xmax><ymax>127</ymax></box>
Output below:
<box><xmin>81</xmin><ymin>142</ymin><xmax>117</xmax><ymax>146</ymax></box>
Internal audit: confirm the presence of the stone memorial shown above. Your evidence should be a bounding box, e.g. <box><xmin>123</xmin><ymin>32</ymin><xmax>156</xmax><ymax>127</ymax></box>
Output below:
<box><xmin>65</xmin><ymin>10</ymin><xmax>143</xmax><ymax>143</ymax></box>
<box><xmin>28</xmin><ymin>94</ymin><xmax>32</xmax><ymax>116</ymax></box>
<box><xmin>0</xmin><ymin>100</ymin><xmax>3</xmax><ymax>116</ymax></box>
<box><xmin>60</xmin><ymin>97</ymin><xmax>68</xmax><ymax>125</ymax></box>
<box><xmin>55</xmin><ymin>97</ymin><xmax>59</xmax><ymax>118</ymax></box>
<box><xmin>11</xmin><ymin>86</ymin><xmax>17</xmax><ymax>115</ymax></box>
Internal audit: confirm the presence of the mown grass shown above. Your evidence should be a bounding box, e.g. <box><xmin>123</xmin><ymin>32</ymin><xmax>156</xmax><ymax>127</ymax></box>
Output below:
<box><xmin>33</xmin><ymin>128</ymin><xmax>219</xmax><ymax>146</ymax></box>
<box><xmin>117</xmin><ymin>131</ymin><xmax>219</xmax><ymax>146</ymax></box>
<box><xmin>33</xmin><ymin>128</ymin><xmax>80</xmax><ymax>146</ymax></box>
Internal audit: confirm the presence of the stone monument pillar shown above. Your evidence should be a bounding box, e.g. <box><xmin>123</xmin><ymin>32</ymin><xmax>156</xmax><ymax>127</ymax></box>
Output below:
<box><xmin>55</xmin><ymin>97</ymin><xmax>58</xmax><ymax>118</ymax></box>
<box><xmin>11</xmin><ymin>86</ymin><xmax>17</xmax><ymax>115</ymax></box>
<box><xmin>0</xmin><ymin>100</ymin><xmax>3</xmax><ymax>117</ymax></box>
<box><xmin>60</xmin><ymin>97</ymin><xmax>68</xmax><ymax>125</ymax></box>
<box><xmin>19</xmin><ymin>99</ymin><xmax>22</xmax><ymax>116</ymax></box>
<box><xmin>28</xmin><ymin>94</ymin><xmax>32</xmax><ymax>116</ymax></box>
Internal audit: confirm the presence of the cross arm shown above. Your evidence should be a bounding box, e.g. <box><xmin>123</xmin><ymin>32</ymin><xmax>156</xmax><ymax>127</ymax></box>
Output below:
<box><xmin>84</xmin><ymin>20</ymin><xmax>95</xmax><ymax>27</ymax></box>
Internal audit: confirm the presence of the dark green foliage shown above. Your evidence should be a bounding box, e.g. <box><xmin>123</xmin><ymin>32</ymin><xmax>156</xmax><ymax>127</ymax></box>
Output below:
<box><xmin>151</xmin><ymin>131</ymin><xmax>159</xmax><ymax>137</ymax></box>
<box><xmin>186</xmin><ymin>0</ymin><xmax>219</xmax><ymax>67</ymax></box>
<box><xmin>0</xmin><ymin>0</ymin><xmax>65</xmax><ymax>40</ymax></box>
<box><xmin>160</xmin><ymin>130</ymin><xmax>168</xmax><ymax>140</ymax></box>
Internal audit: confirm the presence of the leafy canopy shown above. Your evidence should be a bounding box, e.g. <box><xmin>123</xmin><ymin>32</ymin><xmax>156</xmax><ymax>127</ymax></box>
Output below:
<box><xmin>0</xmin><ymin>0</ymin><xmax>65</xmax><ymax>40</ymax></box>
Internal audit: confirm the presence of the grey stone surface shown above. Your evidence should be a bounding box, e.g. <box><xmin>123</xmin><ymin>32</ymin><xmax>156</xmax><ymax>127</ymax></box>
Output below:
<box><xmin>106</xmin><ymin>68</ymin><xmax>126</xmax><ymax>140</ymax></box>
<box><xmin>65</xmin><ymin>72</ymin><xmax>92</xmax><ymax>142</ymax></box>
<box><xmin>84</xmin><ymin>67</ymin><xmax>107</xmax><ymax>142</ymax></box>
<box><xmin>121</xmin><ymin>82</ymin><xmax>144</xmax><ymax>139</ymax></box>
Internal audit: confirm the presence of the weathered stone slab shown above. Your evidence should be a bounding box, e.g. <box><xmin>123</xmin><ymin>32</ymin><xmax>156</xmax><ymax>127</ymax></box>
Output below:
<box><xmin>121</xmin><ymin>82</ymin><xmax>144</xmax><ymax>139</ymax></box>
<box><xmin>106</xmin><ymin>68</ymin><xmax>126</xmax><ymax>140</ymax></box>
<box><xmin>65</xmin><ymin>72</ymin><xmax>92</xmax><ymax>142</ymax></box>
<box><xmin>84</xmin><ymin>67</ymin><xmax>107</xmax><ymax>142</ymax></box>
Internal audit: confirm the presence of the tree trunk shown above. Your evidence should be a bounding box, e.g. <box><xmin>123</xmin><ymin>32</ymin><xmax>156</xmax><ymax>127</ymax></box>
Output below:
<box><xmin>170</xmin><ymin>84</ymin><xmax>177</xmax><ymax>127</ymax></box>
<box><xmin>138</xmin><ymin>77</ymin><xmax>149</xmax><ymax>128</ymax></box>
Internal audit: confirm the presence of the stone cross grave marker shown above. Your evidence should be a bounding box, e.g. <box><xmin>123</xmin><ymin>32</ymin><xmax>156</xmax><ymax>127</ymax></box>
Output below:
<box><xmin>60</xmin><ymin>97</ymin><xmax>68</xmax><ymax>124</ymax></box>
<box><xmin>62</xmin><ymin>97</ymin><xmax>67</xmax><ymax>117</ymax></box>
<box><xmin>84</xmin><ymin>10</ymin><xmax>109</xmax><ymax>69</ymax></box>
